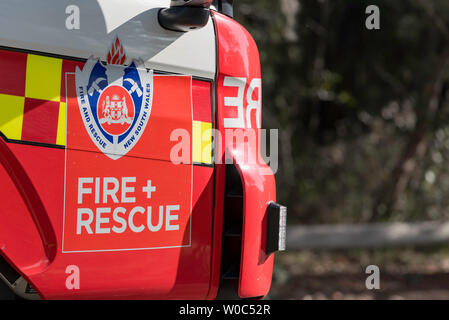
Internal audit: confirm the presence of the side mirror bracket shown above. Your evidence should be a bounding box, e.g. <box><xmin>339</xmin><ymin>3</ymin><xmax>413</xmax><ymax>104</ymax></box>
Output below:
<box><xmin>158</xmin><ymin>0</ymin><xmax>212</xmax><ymax>32</ymax></box>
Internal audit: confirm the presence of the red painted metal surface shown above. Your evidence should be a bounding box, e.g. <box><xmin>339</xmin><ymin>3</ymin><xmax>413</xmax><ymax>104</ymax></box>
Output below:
<box><xmin>21</xmin><ymin>98</ymin><xmax>60</xmax><ymax>144</ymax></box>
<box><xmin>0</xmin><ymin>50</ymin><xmax>27</xmax><ymax>96</ymax></box>
<box><xmin>211</xmin><ymin>11</ymin><xmax>277</xmax><ymax>298</ymax></box>
<box><xmin>0</xmin><ymin>140</ymin><xmax>57</xmax><ymax>266</ymax></box>
<box><xmin>0</xmin><ymin>76</ymin><xmax>215</xmax><ymax>299</ymax></box>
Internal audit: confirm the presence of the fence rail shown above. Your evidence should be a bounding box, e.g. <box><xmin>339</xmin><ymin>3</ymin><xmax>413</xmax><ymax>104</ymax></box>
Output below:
<box><xmin>287</xmin><ymin>221</ymin><xmax>449</xmax><ymax>250</ymax></box>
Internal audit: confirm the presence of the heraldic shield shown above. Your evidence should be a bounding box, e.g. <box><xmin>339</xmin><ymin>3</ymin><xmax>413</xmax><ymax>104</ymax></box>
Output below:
<box><xmin>75</xmin><ymin>37</ymin><xmax>154</xmax><ymax>160</ymax></box>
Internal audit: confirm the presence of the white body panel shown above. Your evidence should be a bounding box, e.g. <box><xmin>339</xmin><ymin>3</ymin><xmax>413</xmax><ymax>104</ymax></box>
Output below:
<box><xmin>0</xmin><ymin>0</ymin><xmax>216</xmax><ymax>79</ymax></box>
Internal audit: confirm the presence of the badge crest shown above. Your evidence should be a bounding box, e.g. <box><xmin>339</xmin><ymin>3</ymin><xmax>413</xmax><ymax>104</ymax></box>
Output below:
<box><xmin>75</xmin><ymin>36</ymin><xmax>153</xmax><ymax>160</ymax></box>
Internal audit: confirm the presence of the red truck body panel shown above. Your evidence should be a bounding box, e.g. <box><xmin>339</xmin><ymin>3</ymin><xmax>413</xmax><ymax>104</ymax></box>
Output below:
<box><xmin>209</xmin><ymin>12</ymin><xmax>276</xmax><ymax>298</ymax></box>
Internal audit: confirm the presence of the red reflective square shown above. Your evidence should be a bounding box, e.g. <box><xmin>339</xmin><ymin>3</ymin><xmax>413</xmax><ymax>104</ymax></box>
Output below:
<box><xmin>0</xmin><ymin>50</ymin><xmax>27</xmax><ymax>96</ymax></box>
<box><xmin>192</xmin><ymin>80</ymin><xmax>212</xmax><ymax>123</ymax></box>
<box><xmin>21</xmin><ymin>98</ymin><xmax>59</xmax><ymax>144</ymax></box>
<box><xmin>60</xmin><ymin>59</ymin><xmax>85</xmax><ymax>102</ymax></box>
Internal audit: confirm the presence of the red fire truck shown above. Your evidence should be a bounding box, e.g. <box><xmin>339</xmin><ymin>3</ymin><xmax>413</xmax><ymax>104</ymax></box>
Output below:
<box><xmin>0</xmin><ymin>0</ymin><xmax>286</xmax><ymax>299</ymax></box>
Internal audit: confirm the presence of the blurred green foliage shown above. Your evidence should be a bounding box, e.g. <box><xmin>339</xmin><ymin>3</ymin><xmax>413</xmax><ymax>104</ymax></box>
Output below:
<box><xmin>233</xmin><ymin>0</ymin><xmax>449</xmax><ymax>223</ymax></box>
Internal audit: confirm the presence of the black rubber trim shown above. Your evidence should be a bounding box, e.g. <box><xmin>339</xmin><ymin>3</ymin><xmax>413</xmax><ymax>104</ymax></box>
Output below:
<box><xmin>209</xmin><ymin>11</ymin><xmax>221</xmax><ymax>299</ymax></box>
<box><xmin>0</xmin><ymin>255</ymin><xmax>20</xmax><ymax>285</ymax></box>
<box><xmin>0</xmin><ymin>45</ymin><xmax>214</xmax><ymax>82</ymax></box>
<box><xmin>0</xmin><ymin>132</ymin><xmax>65</xmax><ymax>150</ymax></box>
<box><xmin>193</xmin><ymin>161</ymin><xmax>214</xmax><ymax>168</ymax></box>
<box><xmin>0</xmin><ymin>45</ymin><xmax>86</xmax><ymax>62</ymax></box>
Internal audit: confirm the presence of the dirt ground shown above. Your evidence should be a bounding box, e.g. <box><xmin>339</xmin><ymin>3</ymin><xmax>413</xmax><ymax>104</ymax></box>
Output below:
<box><xmin>268</xmin><ymin>248</ymin><xmax>449</xmax><ymax>300</ymax></box>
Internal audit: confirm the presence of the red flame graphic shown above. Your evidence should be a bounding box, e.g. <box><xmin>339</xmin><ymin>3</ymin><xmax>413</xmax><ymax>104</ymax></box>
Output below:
<box><xmin>107</xmin><ymin>36</ymin><xmax>126</xmax><ymax>65</ymax></box>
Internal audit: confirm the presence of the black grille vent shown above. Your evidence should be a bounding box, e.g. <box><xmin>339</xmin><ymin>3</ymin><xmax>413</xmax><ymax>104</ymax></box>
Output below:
<box><xmin>217</xmin><ymin>164</ymin><xmax>243</xmax><ymax>298</ymax></box>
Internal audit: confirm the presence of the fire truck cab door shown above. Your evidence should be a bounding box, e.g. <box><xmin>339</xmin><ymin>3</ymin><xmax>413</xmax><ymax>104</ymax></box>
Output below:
<box><xmin>0</xmin><ymin>0</ymin><xmax>216</xmax><ymax>299</ymax></box>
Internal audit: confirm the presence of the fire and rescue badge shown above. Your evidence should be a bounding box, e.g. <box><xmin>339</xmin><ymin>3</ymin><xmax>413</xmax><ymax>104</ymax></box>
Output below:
<box><xmin>75</xmin><ymin>36</ymin><xmax>153</xmax><ymax>160</ymax></box>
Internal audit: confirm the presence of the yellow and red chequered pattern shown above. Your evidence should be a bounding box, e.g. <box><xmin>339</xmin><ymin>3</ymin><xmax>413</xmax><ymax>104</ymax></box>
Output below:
<box><xmin>192</xmin><ymin>80</ymin><xmax>213</xmax><ymax>165</ymax></box>
<box><xmin>0</xmin><ymin>49</ymin><xmax>84</xmax><ymax>146</ymax></box>
<box><xmin>0</xmin><ymin>49</ymin><xmax>212</xmax><ymax>164</ymax></box>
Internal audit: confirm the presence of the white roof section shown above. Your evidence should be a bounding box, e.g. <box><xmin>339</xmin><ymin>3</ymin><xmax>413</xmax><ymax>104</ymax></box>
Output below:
<box><xmin>0</xmin><ymin>0</ymin><xmax>216</xmax><ymax>79</ymax></box>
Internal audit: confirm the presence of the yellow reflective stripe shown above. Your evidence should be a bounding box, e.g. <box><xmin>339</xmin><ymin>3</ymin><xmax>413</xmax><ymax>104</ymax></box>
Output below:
<box><xmin>0</xmin><ymin>93</ymin><xmax>25</xmax><ymax>140</ymax></box>
<box><xmin>192</xmin><ymin>120</ymin><xmax>212</xmax><ymax>164</ymax></box>
<box><xmin>25</xmin><ymin>54</ymin><xmax>62</xmax><ymax>101</ymax></box>
<box><xmin>200</xmin><ymin>121</ymin><xmax>212</xmax><ymax>164</ymax></box>
<box><xmin>56</xmin><ymin>102</ymin><xmax>67</xmax><ymax>146</ymax></box>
